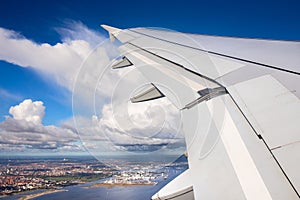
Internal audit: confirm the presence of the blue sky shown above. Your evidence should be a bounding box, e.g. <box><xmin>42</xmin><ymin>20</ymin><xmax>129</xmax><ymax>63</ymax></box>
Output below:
<box><xmin>1</xmin><ymin>0</ymin><xmax>300</xmax><ymax>42</ymax></box>
<box><xmin>0</xmin><ymin>0</ymin><xmax>299</xmax><ymax>155</ymax></box>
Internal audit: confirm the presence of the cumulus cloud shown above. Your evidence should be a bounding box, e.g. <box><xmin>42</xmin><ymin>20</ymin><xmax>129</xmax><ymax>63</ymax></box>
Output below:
<box><xmin>0</xmin><ymin>99</ymin><xmax>81</xmax><ymax>152</ymax></box>
<box><xmin>9</xmin><ymin>99</ymin><xmax>45</xmax><ymax>124</ymax></box>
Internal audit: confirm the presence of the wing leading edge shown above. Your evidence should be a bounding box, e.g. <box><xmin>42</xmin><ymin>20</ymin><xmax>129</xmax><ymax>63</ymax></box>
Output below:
<box><xmin>102</xmin><ymin>25</ymin><xmax>300</xmax><ymax>199</ymax></box>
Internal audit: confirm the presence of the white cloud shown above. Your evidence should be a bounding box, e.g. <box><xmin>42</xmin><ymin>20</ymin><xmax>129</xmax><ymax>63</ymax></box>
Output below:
<box><xmin>9</xmin><ymin>99</ymin><xmax>45</xmax><ymax>124</ymax></box>
<box><xmin>74</xmin><ymin>98</ymin><xmax>185</xmax><ymax>154</ymax></box>
<box><xmin>99</xmin><ymin>99</ymin><xmax>182</xmax><ymax>139</ymax></box>
<box><xmin>0</xmin><ymin>23</ymin><xmax>107</xmax><ymax>90</ymax></box>
<box><xmin>56</xmin><ymin>21</ymin><xmax>104</xmax><ymax>48</ymax></box>
<box><xmin>0</xmin><ymin>99</ymin><xmax>81</xmax><ymax>152</ymax></box>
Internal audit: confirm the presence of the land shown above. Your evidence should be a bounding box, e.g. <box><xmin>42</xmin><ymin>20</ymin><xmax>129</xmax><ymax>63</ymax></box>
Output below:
<box><xmin>0</xmin><ymin>155</ymin><xmax>188</xmax><ymax>197</ymax></box>
<box><xmin>0</xmin><ymin>157</ymin><xmax>113</xmax><ymax>196</ymax></box>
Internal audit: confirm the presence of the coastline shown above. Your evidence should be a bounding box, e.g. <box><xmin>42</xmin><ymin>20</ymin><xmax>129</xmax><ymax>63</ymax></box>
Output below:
<box><xmin>85</xmin><ymin>182</ymin><xmax>155</xmax><ymax>189</ymax></box>
<box><xmin>18</xmin><ymin>189</ymin><xmax>67</xmax><ymax>200</ymax></box>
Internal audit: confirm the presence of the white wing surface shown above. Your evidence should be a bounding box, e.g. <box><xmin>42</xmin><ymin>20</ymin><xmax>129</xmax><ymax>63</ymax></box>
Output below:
<box><xmin>102</xmin><ymin>25</ymin><xmax>300</xmax><ymax>200</ymax></box>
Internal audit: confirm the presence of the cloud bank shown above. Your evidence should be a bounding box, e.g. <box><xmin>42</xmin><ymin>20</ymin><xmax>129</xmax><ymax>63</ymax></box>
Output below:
<box><xmin>0</xmin><ymin>22</ymin><xmax>185</xmax><ymax>155</ymax></box>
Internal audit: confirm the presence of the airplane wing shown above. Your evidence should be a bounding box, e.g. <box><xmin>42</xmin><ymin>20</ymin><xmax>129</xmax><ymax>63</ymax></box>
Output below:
<box><xmin>101</xmin><ymin>25</ymin><xmax>300</xmax><ymax>200</ymax></box>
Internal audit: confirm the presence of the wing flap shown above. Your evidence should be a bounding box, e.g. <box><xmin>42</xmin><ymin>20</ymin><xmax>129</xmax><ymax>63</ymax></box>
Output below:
<box><xmin>227</xmin><ymin>75</ymin><xmax>300</xmax><ymax>148</ymax></box>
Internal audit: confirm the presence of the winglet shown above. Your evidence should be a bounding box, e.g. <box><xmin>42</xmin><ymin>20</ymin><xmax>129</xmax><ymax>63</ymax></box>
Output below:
<box><xmin>100</xmin><ymin>24</ymin><xmax>121</xmax><ymax>42</ymax></box>
<box><xmin>100</xmin><ymin>24</ymin><xmax>121</xmax><ymax>33</ymax></box>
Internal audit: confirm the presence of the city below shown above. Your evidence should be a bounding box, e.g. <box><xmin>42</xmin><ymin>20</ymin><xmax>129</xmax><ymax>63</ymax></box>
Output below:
<box><xmin>0</xmin><ymin>155</ymin><xmax>188</xmax><ymax>199</ymax></box>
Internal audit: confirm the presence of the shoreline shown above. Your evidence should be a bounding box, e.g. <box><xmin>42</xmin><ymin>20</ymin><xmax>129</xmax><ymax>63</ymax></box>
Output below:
<box><xmin>18</xmin><ymin>189</ymin><xmax>67</xmax><ymax>200</ymax></box>
<box><xmin>85</xmin><ymin>182</ymin><xmax>155</xmax><ymax>189</ymax></box>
